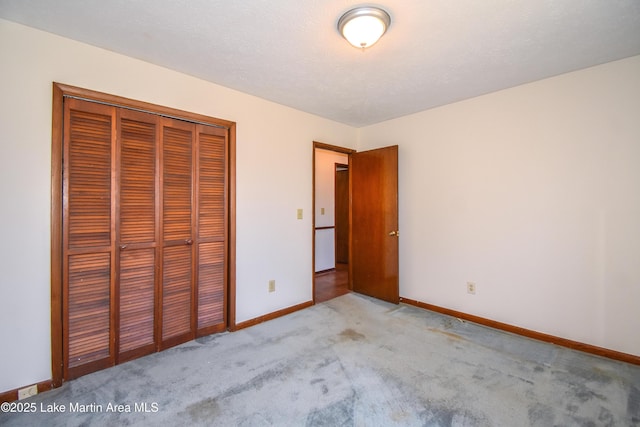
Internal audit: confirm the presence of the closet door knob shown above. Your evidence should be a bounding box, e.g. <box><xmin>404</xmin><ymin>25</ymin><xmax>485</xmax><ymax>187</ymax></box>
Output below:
<box><xmin>119</xmin><ymin>244</ymin><xmax>128</xmax><ymax>250</ymax></box>
<box><xmin>185</xmin><ymin>239</ymin><xmax>194</xmax><ymax>245</ymax></box>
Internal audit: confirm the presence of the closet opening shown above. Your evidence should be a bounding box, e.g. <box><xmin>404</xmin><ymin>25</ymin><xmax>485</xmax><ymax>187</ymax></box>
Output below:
<box><xmin>50</xmin><ymin>83</ymin><xmax>236</xmax><ymax>386</ymax></box>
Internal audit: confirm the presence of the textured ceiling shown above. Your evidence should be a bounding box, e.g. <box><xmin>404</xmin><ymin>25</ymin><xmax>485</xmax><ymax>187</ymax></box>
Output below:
<box><xmin>1</xmin><ymin>0</ymin><xmax>640</xmax><ymax>127</ymax></box>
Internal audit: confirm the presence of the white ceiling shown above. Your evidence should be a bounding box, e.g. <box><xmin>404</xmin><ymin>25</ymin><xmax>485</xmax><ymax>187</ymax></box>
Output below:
<box><xmin>1</xmin><ymin>0</ymin><xmax>640</xmax><ymax>127</ymax></box>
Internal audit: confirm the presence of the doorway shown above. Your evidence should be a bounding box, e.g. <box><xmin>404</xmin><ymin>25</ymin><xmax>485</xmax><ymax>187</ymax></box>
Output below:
<box><xmin>312</xmin><ymin>141</ymin><xmax>399</xmax><ymax>305</ymax></box>
<box><xmin>313</xmin><ymin>143</ymin><xmax>354</xmax><ymax>303</ymax></box>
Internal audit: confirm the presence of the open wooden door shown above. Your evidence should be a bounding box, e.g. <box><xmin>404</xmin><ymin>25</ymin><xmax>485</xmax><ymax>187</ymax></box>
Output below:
<box><xmin>350</xmin><ymin>145</ymin><xmax>399</xmax><ymax>304</ymax></box>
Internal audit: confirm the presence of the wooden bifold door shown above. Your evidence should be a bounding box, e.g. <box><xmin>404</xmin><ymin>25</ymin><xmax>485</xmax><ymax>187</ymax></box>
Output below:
<box><xmin>61</xmin><ymin>96</ymin><xmax>229</xmax><ymax>380</ymax></box>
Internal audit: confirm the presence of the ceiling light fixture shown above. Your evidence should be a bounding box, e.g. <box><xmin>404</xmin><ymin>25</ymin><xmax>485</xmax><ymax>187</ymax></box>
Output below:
<box><xmin>338</xmin><ymin>6</ymin><xmax>391</xmax><ymax>50</ymax></box>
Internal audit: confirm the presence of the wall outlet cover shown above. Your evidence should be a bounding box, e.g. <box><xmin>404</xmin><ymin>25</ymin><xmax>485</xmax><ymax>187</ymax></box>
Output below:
<box><xmin>18</xmin><ymin>384</ymin><xmax>38</xmax><ymax>400</ymax></box>
<box><xmin>467</xmin><ymin>282</ymin><xmax>476</xmax><ymax>294</ymax></box>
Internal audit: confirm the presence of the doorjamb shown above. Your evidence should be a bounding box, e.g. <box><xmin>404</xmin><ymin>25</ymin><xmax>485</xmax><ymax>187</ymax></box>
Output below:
<box><xmin>334</xmin><ymin>163</ymin><xmax>349</xmax><ymax>265</ymax></box>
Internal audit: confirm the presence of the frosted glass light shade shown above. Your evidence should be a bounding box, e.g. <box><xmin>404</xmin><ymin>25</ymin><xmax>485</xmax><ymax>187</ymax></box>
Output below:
<box><xmin>338</xmin><ymin>7</ymin><xmax>391</xmax><ymax>49</ymax></box>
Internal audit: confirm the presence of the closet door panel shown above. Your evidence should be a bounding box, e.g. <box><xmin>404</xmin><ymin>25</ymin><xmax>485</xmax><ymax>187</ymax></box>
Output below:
<box><xmin>63</xmin><ymin>99</ymin><xmax>115</xmax><ymax>378</ymax></box>
<box><xmin>198</xmin><ymin>242</ymin><xmax>225</xmax><ymax>329</ymax></box>
<box><xmin>197</xmin><ymin>127</ymin><xmax>227</xmax><ymax>332</ymax></box>
<box><xmin>162</xmin><ymin>245</ymin><xmax>192</xmax><ymax>341</ymax></box>
<box><xmin>118</xmin><ymin>111</ymin><xmax>158</xmax><ymax>360</ymax></box>
<box><xmin>161</xmin><ymin>119</ymin><xmax>195</xmax><ymax>346</ymax></box>
<box><xmin>119</xmin><ymin>113</ymin><xmax>157</xmax><ymax>244</ymax></box>
<box><xmin>119</xmin><ymin>249</ymin><xmax>155</xmax><ymax>354</ymax></box>
<box><xmin>163</xmin><ymin>125</ymin><xmax>194</xmax><ymax>242</ymax></box>
<box><xmin>67</xmin><ymin>253</ymin><xmax>111</xmax><ymax>369</ymax></box>
<box><xmin>198</xmin><ymin>128</ymin><xmax>226</xmax><ymax>239</ymax></box>
<box><xmin>66</xmin><ymin>104</ymin><xmax>113</xmax><ymax>249</ymax></box>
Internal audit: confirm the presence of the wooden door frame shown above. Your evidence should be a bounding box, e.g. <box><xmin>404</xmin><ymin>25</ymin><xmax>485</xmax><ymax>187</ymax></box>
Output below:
<box><xmin>51</xmin><ymin>83</ymin><xmax>236</xmax><ymax>387</ymax></box>
<box><xmin>311</xmin><ymin>141</ymin><xmax>355</xmax><ymax>302</ymax></box>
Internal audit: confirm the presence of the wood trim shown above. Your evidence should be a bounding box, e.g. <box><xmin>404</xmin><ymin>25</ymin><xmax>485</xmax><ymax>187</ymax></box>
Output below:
<box><xmin>67</xmin><ymin>358</ymin><xmax>112</xmax><ymax>381</ymax></box>
<box><xmin>196</xmin><ymin>323</ymin><xmax>227</xmax><ymax>338</ymax></box>
<box><xmin>315</xmin><ymin>268</ymin><xmax>336</xmax><ymax>275</ymax></box>
<box><xmin>191</xmin><ymin>123</ymin><xmax>200</xmax><ymax>341</ymax></box>
<box><xmin>50</xmin><ymin>84</ymin><xmax>64</xmax><ymax>388</ymax></box>
<box><xmin>227</xmin><ymin>123</ymin><xmax>237</xmax><ymax>329</ymax></box>
<box><xmin>312</xmin><ymin>144</ymin><xmax>316</xmax><ymax>302</ymax></box>
<box><xmin>0</xmin><ymin>380</ymin><xmax>54</xmax><ymax>404</ymax></box>
<box><xmin>160</xmin><ymin>331</ymin><xmax>195</xmax><ymax>351</ymax></box>
<box><xmin>313</xmin><ymin>141</ymin><xmax>356</xmax><ymax>155</ymax></box>
<box><xmin>156</xmin><ymin>115</ymin><xmax>165</xmax><ymax>352</ymax></box>
<box><xmin>154</xmin><ymin>114</ymin><xmax>163</xmax><ymax>353</ymax></box>
<box><xmin>230</xmin><ymin>301</ymin><xmax>313</xmax><ymax>331</ymax></box>
<box><xmin>400</xmin><ymin>297</ymin><xmax>640</xmax><ymax>366</ymax></box>
<box><xmin>315</xmin><ymin>226</ymin><xmax>335</xmax><ymax>231</ymax></box>
<box><xmin>118</xmin><ymin>344</ymin><xmax>157</xmax><ymax>365</ymax></box>
<box><xmin>110</xmin><ymin>103</ymin><xmax>119</xmax><ymax>369</ymax></box>
<box><xmin>53</xmin><ymin>83</ymin><xmax>234</xmax><ymax>130</ymax></box>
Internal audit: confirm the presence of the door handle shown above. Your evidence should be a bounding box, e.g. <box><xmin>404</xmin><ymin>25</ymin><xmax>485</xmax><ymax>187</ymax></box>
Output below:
<box><xmin>185</xmin><ymin>239</ymin><xmax>194</xmax><ymax>245</ymax></box>
<box><xmin>119</xmin><ymin>244</ymin><xmax>127</xmax><ymax>250</ymax></box>
<box><xmin>389</xmin><ymin>230</ymin><xmax>399</xmax><ymax>237</ymax></box>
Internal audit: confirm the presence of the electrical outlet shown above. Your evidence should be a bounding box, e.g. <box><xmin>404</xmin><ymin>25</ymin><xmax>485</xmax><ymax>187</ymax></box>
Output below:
<box><xmin>18</xmin><ymin>384</ymin><xmax>38</xmax><ymax>400</ymax></box>
<box><xmin>297</xmin><ymin>209</ymin><xmax>303</xmax><ymax>220</ymax></box>
<box><xmin>467</xmin><ymin>282</ymin><xmax>476</xmax><ymax>295</ymax></box>
<box><xmin>268</xmin><ymin>280</ymin><xmax>276</xmax><ymax>293</ymax></box>
<box><xmin>321</xmin><ymin>207</ymin><xmax>325</xmax><ymax>215</ymax></box>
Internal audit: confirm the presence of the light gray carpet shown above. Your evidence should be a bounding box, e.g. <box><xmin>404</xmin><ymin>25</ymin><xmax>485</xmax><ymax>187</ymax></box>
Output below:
<box><xmin>2</xmin><ymin>293</ymin><xmax>639</xmax><ymax>426</ymax></box>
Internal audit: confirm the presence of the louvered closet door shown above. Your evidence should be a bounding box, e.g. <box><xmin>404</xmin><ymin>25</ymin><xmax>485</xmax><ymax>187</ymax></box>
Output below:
<box><xmin>161</xmin><ymin>118</ymin><xmax>196</xmax><ymax>348</ymax></box>
<box><xmin>117</xmin><ymin>109</ymin><xmax>159</xmax><ymax>362</ymax></box>
<box><xmin>61</xmin><ymin>92</ymin><xmax>229</xmax><ymax>380</ymax></box>
<box><xmin>197</xmin><ymin>125</ymin><xmax>228</xmax><ymax>334</ymax></box>
<box><xmin>63</xmin><ymin>99</ymin><xmax>116</xmax><ymax>379</ymax></box>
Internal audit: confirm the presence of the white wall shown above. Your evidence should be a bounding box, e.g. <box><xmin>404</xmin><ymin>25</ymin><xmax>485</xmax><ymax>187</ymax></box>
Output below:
<box><xmin>0</xmin><ymin>19</ymin><xmax>356</xmax><ymax>394</ymax></box>
<box><xmin>315</xmin><ymin>229</ymin><xmax>336</xmax><ymax>272</ymax></box>
<box><xmin>358</xmin><ymin>55</ymin><xmax>640</xmax><ymax>357</ymax></box>
<box><xmin>314</xmin><ymin>149</ymin><xmax>348</xmax><ymax>272</ymax></box>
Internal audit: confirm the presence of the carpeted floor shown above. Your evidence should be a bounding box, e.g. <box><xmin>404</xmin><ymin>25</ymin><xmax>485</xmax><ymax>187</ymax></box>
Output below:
<box><xmin>2</xmin><ymin>293</ymin><xmax>639</xmax><ymax>426</ymax></box>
